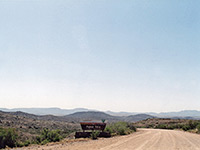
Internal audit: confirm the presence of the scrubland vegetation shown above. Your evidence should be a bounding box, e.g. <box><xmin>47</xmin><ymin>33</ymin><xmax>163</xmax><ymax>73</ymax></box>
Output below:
<box><xmin>90</xmin><ymin>131</ymin><xmax>100</xmax><ymax>140</ymax></box>
<box><xmin>134</xmin><ymin>118</ymin><xmax>200</xmax><ymax>133</ymax></box>
<box><xmin>89</xmin><ymin>122</ymin><xmax>136</xmax><ymax>140</ymax></box>
<box><xmin>105</xmin><ymin>122</ymin><xmax>136</xmax><ymax>136</ymax></box>
<box><xmin>0</xmin><ymin>128</ymin><xmax>17</xmax><ymax>149</ymax></box>
<box><xmin>0</xmin><ymin>127</ymin><xmax>78</xmax><ymax>149</ymax></box>
<box><xmin>0</xmin><ymin>111</ymin><xmax>80</xmax><ymax>149</ymax></box>
<box><xmin>0</xmin><ymin>122</ymin><xmax>136</xmax><ymax>148</ymax></box>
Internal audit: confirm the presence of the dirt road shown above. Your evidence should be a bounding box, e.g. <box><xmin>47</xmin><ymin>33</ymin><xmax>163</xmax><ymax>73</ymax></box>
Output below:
<box><xmin>15</xmin><ymin>129</ymin><xmax>200</xmax><ymax>150</ymax></box>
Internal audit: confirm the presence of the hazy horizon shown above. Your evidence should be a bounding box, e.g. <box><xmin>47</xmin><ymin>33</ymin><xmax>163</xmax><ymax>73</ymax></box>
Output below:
<box><xmin>0</xmin><ymin>0</ymin><xmax>200</xmax><ymax>112</ymax></box>
<box><xmin>1</xmin><ymin>106</ymin><xmax>200</xmax><ymax>114</ymax></box>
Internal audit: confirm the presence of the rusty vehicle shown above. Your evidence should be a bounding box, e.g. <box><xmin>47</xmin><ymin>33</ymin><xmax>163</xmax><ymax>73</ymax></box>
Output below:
<box><xmin>75</xmin><ymin>120</ymin><xmax>111</xmax><ymax>138</ymax></box>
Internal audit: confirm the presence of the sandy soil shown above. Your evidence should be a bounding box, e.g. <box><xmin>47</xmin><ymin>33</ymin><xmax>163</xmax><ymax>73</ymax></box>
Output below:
<box><xmin>14</xmin><ymin>129</ymin><xmax>200</xmax><ymax>150</ymax></box>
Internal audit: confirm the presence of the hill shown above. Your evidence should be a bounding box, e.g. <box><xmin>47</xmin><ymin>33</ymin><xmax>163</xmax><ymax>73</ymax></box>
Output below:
<box><xmin>1</xmin><ymin>108</ymin><xmax>200</xmax><ymax>118</ymax></box>
<box><xmin>0</xmin><ymin>110</ymin><xmax>153</xmax><ymax>144</ymax></box>
<box><xmin>0</xmin><ymin>111</ymin><xmax>80</xmax><ymax>143</ymax></box>
<box><xmin>1</xmin><ymin>109</ymin><xmax>155</xmax><ymax>123</ymax></box>
<box><xmin>0</xmin><ymin>107</ymin><xmax>91</xmax><ymax>116</ymax></box>
<box><xmin>158</xmin><ymin>110</ymin><xmax>200</xmax><ymax>117</ymax></box>
<box><xmin>124</xmin><ymin>114</ymin><xmax>155</xmax><ymax>122</ymax></box>
<box><xmin>105</xmin><ymin>111</ymin><xmax>137</xmax><ymax>116</ymax></box>
<box><xmin>64</xmin><ymin>111</ymin><xmax>155</xmax><ymax>122</ymax></box>
<box><xmin>65</xmin><ymin>111</ymin><xmax>121</xmax><ymax>122</ymax></box>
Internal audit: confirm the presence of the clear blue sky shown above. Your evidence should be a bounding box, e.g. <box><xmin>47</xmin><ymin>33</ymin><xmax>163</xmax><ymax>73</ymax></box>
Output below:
<box><xmin>0</xmin><ymin>0</ymin><xmax>199</xmax><ymax>112</ymax></box>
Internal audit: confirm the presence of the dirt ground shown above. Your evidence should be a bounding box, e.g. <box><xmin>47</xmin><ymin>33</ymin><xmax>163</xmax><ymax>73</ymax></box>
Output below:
<box><xmin>13</xmin><ymin>128</ymin><xmax>200</xmax><ymax>150</ymax></box>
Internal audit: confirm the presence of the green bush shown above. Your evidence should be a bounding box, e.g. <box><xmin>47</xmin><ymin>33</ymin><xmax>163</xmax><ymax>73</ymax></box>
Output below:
<box><xmin>0</xmin><ymin>128</ymin><xmax>18</xmax><ymax>149</ymax></box>
<box><xmin>90</xmin><ymin>131</ymin><xmax>100</xmax><ymax>140</ymax></box>
<box><xmin>48</xmin><ymin>130</ymin><xmax>61</xmax><ymax>142</ymax></box>
<box><xmin>182</xmin><ymin>125</ymin><xmax>190</xmax><ymax>131</ymax></box>
<box><xmin>180</xmin><ymin>121</ymin><xmax>199</xmax><ymax>131</ymax></box>
<box><xmin>155</xmin><ymin>124</ymin><xmax>167</xmax><ymax>129</ymax></box>
<box><xmin>23</xmin><ymin>140</ymin><xmax>31</xmax><ymax>147</ymax></box>
<box><xmin>188</xmin><ymin>120</ymin><xmax>199</xmax><ymax>130</ymax></box>
<box><xmin>36</xmin><ymin>128</ymin><xmax>62</xmax><ymax>144</ymax></box>
<box><xmin>127</xmin><ymin>123</ymin><xmax>137</xmax><ymax>132</ymax></box>
<box><xmin>41</xmin><ymin>139</ymin><xmax>49</xmax><ymax>145</ymax></box>
<box><xmin>16</xmin><ymin>142</ymin><xmax>24</xmax><ymax>147</ymax></box>
<box><xmin>196</xmin><ymin>124</ymin><xmax>200</xmax><ymax>133</ymax></box>
<box><xmin>16</xmin><ymin>140</ymin><xmax>31</xmax><ymax>147</ymax></box>
<box><xmin>105</xmin><ymin>122</ymin><xmax>136</xmax><ymax>136</ymax></box>
<box><xmin>105</xmin><ymin>126</ymin><xmax>112</xmax><ymax>133</ymax></box>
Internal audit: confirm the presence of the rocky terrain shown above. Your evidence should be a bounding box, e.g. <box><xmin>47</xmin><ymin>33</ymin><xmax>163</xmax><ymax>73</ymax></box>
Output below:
<box><xmin>0</xmin><ymin>111</ymin><xmax>80</xmax><ymax>142</ymax></box>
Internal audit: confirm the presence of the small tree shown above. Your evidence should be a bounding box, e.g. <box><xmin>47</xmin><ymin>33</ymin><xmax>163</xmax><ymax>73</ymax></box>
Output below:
<box><xmin>90</xmin><ymin>131</ymin><xmax>100</xmax><ymax>140</ymax></box>
<box><xmin>36</xmin><ymin>129</ymin><xmax>62</xmax><ymax>144</ymax></box>
<box><xmin>0</xmin><ymin>128</ymin><xmax>18</xmax><ymax>148</ymax></box>
<box><xmin>101</xmin><ymin>119</ymin><xmax>106</xmax><ymax>123</ymax></box>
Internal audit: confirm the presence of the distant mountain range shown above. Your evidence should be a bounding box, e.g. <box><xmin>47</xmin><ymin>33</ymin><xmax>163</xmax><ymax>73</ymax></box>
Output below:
<box><xmin>0</xmin><ymin>107</ymin><xmax>91</xmax><ymax>116</ymax></box>
<box><xmin>158</xmin><ymin>110</ymin><xmax>200</xmax><ymax>117</ymax></box>
<box><xmin>0</xmin><ymin>110</ymin><xmax>155</xmax><ymax>123</ymax></box>
<box><xmin>1</xmin><ymin>107</ymin><xmax>200</xmax><ymax>118</ymax></box>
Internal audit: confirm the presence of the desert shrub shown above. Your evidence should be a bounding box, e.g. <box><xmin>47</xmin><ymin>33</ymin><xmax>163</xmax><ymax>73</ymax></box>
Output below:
<box><xmin>16</xmin><ymin>140</ymin><xmax>31</xmax><ymax>147</ymax></box>
<box><xmin>23</xmin><ymin>140</ymin><xmax>31</xmax><ymax>147</ymax></box>
<box><xmin>174</xmin><ymin>124</ymin><xmax>183</xmax><ymax>129</ymax></box>
<box><xmin>196</xmin><ymin>123</ymin><xmax>200</xmax><ymax>133</ymax></box>
<box><xmin>36</xmin><ymin>128</ymin><xmax>62</xmax><ymax>144</ymax></box>
<box><xmin>146</xmin><ymin>124</ymin><xmax>154</xmax><ymax>128</ymax></box>
<box><xmin>182</xmin><ymin>125</ymin><xmax>190</xmax><ymax>131</ymax></box>
<box><xmin>188</xmin><ymin>120</ymin><xmax>199</xmax><ymax>130</ymax></box>
<box><xmin>41</xmin><ymin>139</ymin><xmax>49</xmax><ymax>145</ymax></box>
<box><xmin>49</xmin><ymin>130</ymin><xmax>61</xmax><ymax>142</ymax></box>
<box><xmin>105</xmin><ymin>126</ymin><xmax>112</xmax><ymax>133</ymax></box>
<box><xmin>118</xmin><ymin>127</ymin><xmax>126</xmax><ymax>135</ymax></box>
<box><xmin>90</xmin><ymin>131</ymin><xmax>100</xmax><ymax>140</ymax></box>
<box><xmin>165</xmin><ymin>125</ymin><xmax>174</xmax><ymax>130</ymax></box>
<box><xmin>127</xmin><ymin>123</ymin><xmax>137</xmax><ymax>132</ymax></box>
<box><xmin>35</xmin><ymin>136</ymin><xmax>41</xmax><ymax>144</ymax></box>
<box><xmin>146</xmin><ymin>120</ymin><xmax>200</xmax><ymax>131</ymax></box>
<box><xmin>105</xmin><ymin>122</ymin><xmax>136</xmax><ymax>136</ymax></box>
<box><xmin>155</xmin><ymin>124</ymin><xmax>167</xmax><ymax>129</ymax></box>
<box><xmin>0</xmin><ymin>128</ymin><xmax>18</xmax><ymax>149</ymax></box>
<box><xmin>180</xmin><ymin>121</ymin><xmax>198</xmax><ymax>131</ymax></box>
<box><xmin>155</xmin><ymin>123</ymin><xmax>187</xmax><ymax>130</ymax></box>
<box><xmin>16</xmin><ymin>142</ymin><xmax>24</xmax><ymax>147</ymax></box>
<box><xmin>179</xmin><ymin>120</ymin><xmax>199</xmax><ymax>131</ymax></box>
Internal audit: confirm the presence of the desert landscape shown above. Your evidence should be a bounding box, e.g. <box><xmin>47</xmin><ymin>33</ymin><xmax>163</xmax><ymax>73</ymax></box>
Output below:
<box><xmin>13</xmin><ymin>129</ymin><xmax>200</xmax><ymax>150</ymax></box>
<box><xmin>1</xmin><ymin>0</ymin><xmax>199</xmax><ymax>149</ymax></box>
<box><xmin>1</xmin><ymin>109</ymin><xmax>200</xmax><ymax>149</ymax></box>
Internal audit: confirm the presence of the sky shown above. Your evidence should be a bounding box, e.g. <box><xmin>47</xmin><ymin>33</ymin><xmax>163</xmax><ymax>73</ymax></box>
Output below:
<box><xmin>0</xmin><ymin>0</ymin><xmax>200</xmax><ymax>112</ymax></box>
